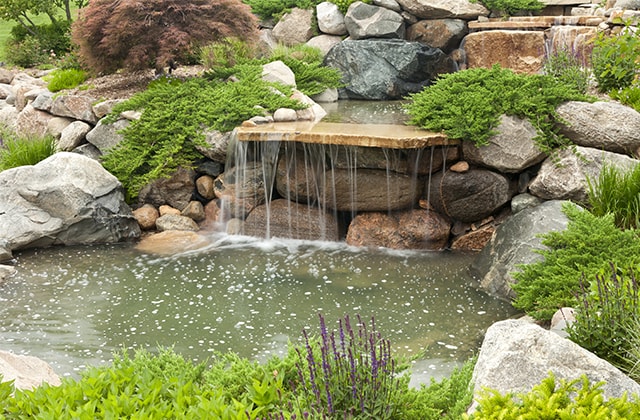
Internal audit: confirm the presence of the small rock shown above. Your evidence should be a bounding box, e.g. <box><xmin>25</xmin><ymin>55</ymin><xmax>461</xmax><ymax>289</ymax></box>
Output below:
<box><xmin>135</xmin><ymin>230</ymin><xmax>210</xmax><ymax>255</ymax></box>
<box><xmin>155</xmin><ymin>214</ymin><xmax>199</xmax><ymax>232</ymax></box>
<box><xmin>158</xmin><ymin>205</ymin><xmax>181</xmax><ymax>216</ymax></box>
<box><xmin>0</xmin><ymin>264</ymin><xmax>17</xmax><ymax>285</ymax></box>
<box><xmin>450</xmin><ymin>161</ymin><xmax>469</xmax><ymax>173</ymax></box>
<box><xmin>181</xmin><ymin>201</ymin><xmax>206</xmax><ymax>222</ymax></box>
<box><xmin>132</xmin><ymin>204</ymin><xmax>159</xmax><ymax>230</ymax></box>
<box><xmin>196</xmin><ymin>175</ymin><xmax>216</xmax><ymax>200</ymax></box>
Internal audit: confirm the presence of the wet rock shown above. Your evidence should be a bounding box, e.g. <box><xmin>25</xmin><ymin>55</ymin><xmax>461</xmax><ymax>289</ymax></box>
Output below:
<box><xmin>428</xmin><ymin>168</ymin><xmax>515</xmax><ymax>223</ymax></box>
<box><xmin>201</xmin><ymin>200</ymin><xmax>223</xmax><ymax>230</ymax></box>
<box><xmin>0</xmin><ymin>350</ymin><xmax>61</xmax><ymax>390</ymax></box>
<box><xmin>463</xmin><ymin>30</ymin><xmax>546</xmax><ymax>74</ymax></box>
<box><xmin>135</xmin><ymin>230</ymin><xmax>210</xmax><ymax>255</ymax></box>
<box><xmin>138</xmin><ymin>167</ymin><xmax>196</xmax><ymax>210</ymax></box>
<box><xmin>196</xmin><ymin>175</ymin><xmax>216</xmax><ymax>200</ymax></box>
<box><xmin>344</xmin><ymin>2</ymin><xmax>405</xmax><ymax>40</ymax></box>
<box><xmin>133</xmin><ymin>204</ymin><xmax>159</xmax><ymax>230</ymax></box>
<box><xmin>155</xmin><ymin>214</ymin><xmax>199</xmax><ymax>232</ymax></box>
<box><xmin>450</xmin><ymin>224</ymin><xmax>495</xmax><ymax>252</ymax></box>
<box><xmin>243</xmin><ymin>199</ymin><xmax>340</xmax><ymax>241</ymax></box>
<box><xmin>511</xmin><ymin>193</ymin><xmax>543</xmax><ymax>214</ymax></box>
<box><xmin>470</xmin><ymin>200</ymin><xmax>571</xmax><ymax>300</ymax></box>
<box><xmin>556</xmin><ymin>101</ymin><xmax>640</xmax><ymax>156</ymax></box>
<box><xmin>346</xmin><ymin>209</ymin><xmax>451</xmax><ymax>250</ymax></box>
<box><xmin>181</xmin><ymin>201</ymin><xmax>206</xmax><ymax>222</ymax></box>
<box><xmin>407</xmin><ymin>19</ymin><xmax>468</xmax><ymax>53</ymax></box>
<box><xmin>0</xmin><ymin>264</ymin><xmax>17</xmax><ymax>286</ymax></box>
<box><xmin>214</xmin><ymin>162</ymin><xmax>268</xmax><ymax>218</ymax></box>
<box><xmin>463</xmin><ymin>115</ymin><xmax>546</xmax><ymax>173</ymax></box>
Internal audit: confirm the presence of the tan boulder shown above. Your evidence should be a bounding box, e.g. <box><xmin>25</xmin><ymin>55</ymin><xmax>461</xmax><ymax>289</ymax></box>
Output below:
<box><xmin>463</xmin><ymin>30</ymin><xmax>546</xmax><ymax>73</ymax></box>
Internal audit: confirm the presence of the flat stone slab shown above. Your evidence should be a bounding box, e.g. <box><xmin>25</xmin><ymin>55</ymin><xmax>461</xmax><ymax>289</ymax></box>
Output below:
<box><xmin>236</xmin><ymin>122</ymin><xmax>456</xmax><ymax>149</ymax></box>
<box><xmin>469</xmin><ymin>16</ymin><xmax>604</xmax><ymax>30</ymax></box>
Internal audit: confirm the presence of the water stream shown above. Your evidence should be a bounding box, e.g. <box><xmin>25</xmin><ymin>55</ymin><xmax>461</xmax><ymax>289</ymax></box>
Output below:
<box><xmin>1</xmin><ymin>235</ymin><xmax>519</xmax><ymax>383</ymax></box>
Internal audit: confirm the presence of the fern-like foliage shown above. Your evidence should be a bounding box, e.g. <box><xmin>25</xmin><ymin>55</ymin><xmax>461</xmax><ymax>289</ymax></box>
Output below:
<box><xmin>405</xmin><ymin>65</ymin><xmax>593</xmax><ymax>153</ymax></box>
<box><xmin>101</xmin><ymin>75</ymin><xmax>306</xmax><ymax>200</ymax></box>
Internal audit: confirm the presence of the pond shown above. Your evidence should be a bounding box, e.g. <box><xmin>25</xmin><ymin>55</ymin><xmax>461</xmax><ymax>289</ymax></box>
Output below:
<box><xmin>0</xmin><ymin>234</ymin><xmax>520</xmax><ymax>384</ymax></box>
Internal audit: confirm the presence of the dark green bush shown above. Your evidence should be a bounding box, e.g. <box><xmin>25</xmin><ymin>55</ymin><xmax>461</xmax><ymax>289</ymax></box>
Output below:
<box><xmin>101</xmin><ymin>75</ymin><xmax>307</xmax><ymax>200</ymax></box>
<box><xmin>405</xmin><ymin>65</ymin><xmax>593</xmax><ymax>152</ymax></box>
<box><xmin>591</xmin><ymin>27</ymin><xmax>640</xmax><ymax>93</ymax></box>
<box><xmin>471</xmin><ymin>0</ymin><xmax>544</xmax><ymax>16</ymax></box>
<box><xmin>6</xmin><ymin>21</ymin><xmax>72</xmax><ymax>68</ymax></box>
<box><xmin>466</xmin><ymin>372</ymin><xmax>640</xmax><ymax>419</ymax></box>
<box><xmin>568</xmin><ymin>265</ymin><xmax>640</xmax><ymax>375</ymax></box>
<box><xmin>242</xmin><ymin>0</ymin><xmax>319</xmax><ymax>20</ymax></box>
<box><xmin>0</xmin><ymin>128</ymin><xmax>57</xmax><ymax>171</ymax></box>
<box><xmin>512</xmin><ymin>203</ymin><xmax>640</xmax><ymax>321</ymax></box>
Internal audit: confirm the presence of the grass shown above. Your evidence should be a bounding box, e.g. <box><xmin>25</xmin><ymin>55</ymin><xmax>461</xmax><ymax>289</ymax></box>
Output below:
<box><xmin>0</xmin><ymin>127</ymin><xmax>57</xmax><ymax>171</ymax></box>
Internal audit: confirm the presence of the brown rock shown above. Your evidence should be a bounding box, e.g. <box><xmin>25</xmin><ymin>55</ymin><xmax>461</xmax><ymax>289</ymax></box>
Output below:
<box><xmin>133</xmin><ymin>204</ymin><xmax>159</xmax><ymax>230</ymax></box>
<box><xmin>138</xmin><ymin>167</ymin><xmax>196</xmax><ymax>210</ymax></box>
<box><xmin>346</xmin><ymin>209</ymin><xmax>451</xmax><ymax>250</ymax></box>
<box><xmin>0</xmin><ymin>351</ymin><xmax>61</xmax><ymax>390</ymax></box>
<box><xmin>135</xmin><ymin>230</ymin><xmax>210</xmax><ymax>255</ymax></box>
<box><xmin>201</xmin><ymin>200</ymin><xmax>222</xmax><ymax>230</ymax></box>
<box><xmin>158</xmin><ymin>205</ymin><xmax>181</xmax><ymax>216</ymax></box>
<box><xmin>450</xmin><ymin>161</ymin><xmax>470</xmax><ymax>173</ymax></box>
<box><xmin>243</xmin><ymin>199</ymin><xmax>340</xmax><ymax>241</ymax></box>
<box><xmin>155</xmin><ymin>214</ymin><xmax>199</xmax><ymax>232</ymax></box>
<box><xmin>463</xmin><ymin>30</ymin><xmax>546</xmax><ymax>74</ymax></box>
<box><xmin>181</xmin><ymin>200</ymin><xmax>205</xmax><ymax>222</ymax></box>
<box><xmin>450</xmin><ymin>224</ymin><xmax>495</xmax><ymax>252</ymax></box>
<box><xmin>407</xmin><ymin>19</ymin><xmax>468</xmax><ymax>53</ymax></box>
<box><xmin>214</xmin><ymin>163</ymin><xmax>267</xmax><ymax>218</ymax></box>
<box><xmin>50</xmin><ymin>94</ymin><xmax>98</xmax><ymax>123</ymax></box>
<box><xmin>15</xmin><ymin>105</ymin><xmax>54</xmax><ymax>138</ymax></box>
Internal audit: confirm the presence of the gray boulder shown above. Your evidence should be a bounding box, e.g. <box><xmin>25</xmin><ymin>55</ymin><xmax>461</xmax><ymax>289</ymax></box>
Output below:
<box><xmin>57</xmin><ymin>121</ymin><xmax>91</xmax><ymax>151</ymax></box>
<box><xmin>86</xmin><ymin>118</ymin><xmax>129</xmax><ymax>154</ymax></box>
<box><xmin>529</xmin><ymin>146</ymin><xmax>640</xmax><ymax>202</ymax></box>
<box><xmin>324</xmin><ymin>39</ymin><xmax>453</xmax><ymax>99</ymax></box>
<box><xmin>0</xmin><ymin>152</ymin><xmax>140</xmax><ymax>261</ymax></box>
<box><xmin>469</xmin><ymin>319</ymin><xmax>640</xmax><ymax>413</ymax></box>
<box><xmin>155</xmin><ymin>214</ymin><xmax>199</xmax><ymax>232</ymax></box>
<box><xmin>344</xmin><ymin>2</ymin><xmax>405</xmax><ymax>40</ymax></box>
<box><xmin>427</xmin><ymin>168</ymin><xmax>515</xmax><ymax>223</ymax></box>
<box><xmin>396</xmin><ymin>0</ymin><xmax>489</xmax><ymax>19</ymax></box>
<box><xmin>556</xmin><ymin>101</ymin><xmax>640</xmax><ymax>156</ymax></box>
<box><xmin>306</xmin><ymin>35</ymin><xmax>344</xmax><ymax>57</ymax></box>
<box><xmin>470</xmin><ymin>200</ymin><xmax>570</xmax><ymax>300</ymax></box>
<box><xmin>317</xmin><ymin>1</ymin><xmax>347</xmax><ymax>35</ymax></box>
<box><xmin>50</xmin><ymin>94</ymin><xmax>98</xmax><ymax>124</ymax></box>
<box><xmin>462</xmin><ymin>115</ymin><xmax>546</xmax><ymax>173</ymax></box>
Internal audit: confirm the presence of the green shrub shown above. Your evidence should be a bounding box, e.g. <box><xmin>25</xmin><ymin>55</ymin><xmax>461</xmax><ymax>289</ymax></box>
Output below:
<box><xmin>45</xmin><ymin>68</ymin><xmax>88</xmax><ymax>92</ymax></box>
<box><xmin>328</xmin><ymin>0</ymin><xmax>371</xmax><ymax>14</ymax></box>
<box><xmin>405</xmin><ymin>65</ymin><xmax>593</xmax><ymax>152</ymax></box>
<box><xmin>591</xmin><ymin>27</ymin><xmax>640</xmax><ymax>93</ymax></box>
<box><xmin>512</xmin><ymin>202</ymin><xmax>640</xmax><ymax>321</ymax></box>
<box><xmin>101</xmin><ymin>75</ymin><xmax>307</xmax><ymax>200</ymax></box>
<box><xmin>568</xmin><ymin>265</ymin><xmax>640</xmax><ymax>375</ymax></box>
<box><xmin>543</xmin><ymin>47</ymin><xmax>590</xmax><ymax>94</ymax></box>
<box><xmin>199</xmin><ymin>37</ymin><xmax>257</xmax><ymax>70</ymax></box>
<box><xmin>466</xmin><ymin>372</ymin><xmax>640</xmax><ymax>419</ymax></box>
<box><xmin>4</xmin><ymin>36</ymin><xmax>51</xmax><ymax>68</ymax></box>
<box><xmin>610</xmin><ymin>83</ymin><xmax>640</xmax><ymax>112</ymax></box>
<box><xmin>587</xmin><ymin>161</ymin><xmax>640</xmax><ymax>230</ymax></box>
<box><xmin>0</xmin><ymin>129</ymin><xmax>57</xmax><ymax>171</ymax></box>
<box><xmin>471</xmin><ymin>0</ymin><xmax>544</xmax><ymax>16</ymax></box>
<box><xmin>242</xmin><ymin>0</ymin><xmax>319</xmax><ymax>20</ymax></box>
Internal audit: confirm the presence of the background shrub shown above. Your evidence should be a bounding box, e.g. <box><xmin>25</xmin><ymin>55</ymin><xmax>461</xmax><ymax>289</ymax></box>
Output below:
<box><xmin>45</xmin><ymin>68</ymin><xmax>88</xmax><ymax>92</ymax></box>
<box><xmin>72</xmin><ymin>0</ymin><xmax>260</xmax><ymax>74</ymax></box>
<box><xmin>5</xmin><ymin>21</ymin><xmax>72</xmax><ymax>68</ymax></box>
<box><xmin>591</xmin><ymin>27</ymin><xmax>640</xmax><ymax>93</ymax></box>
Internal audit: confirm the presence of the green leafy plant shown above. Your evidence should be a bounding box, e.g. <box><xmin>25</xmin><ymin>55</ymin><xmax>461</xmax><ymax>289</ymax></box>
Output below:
<box><xmin>587</xmin><ymin>161</ymin><xmax>640</xmax><ymax>230</ymax></box>
<box><xmin>543</xmin><ymin>46</ymin><xmax>591</xmax><ymax>94</ymax></box>
<box><xmin>0</xmin><ymin>128</ymin><xmax>57</xmax><ymax>171</ymax></box>
<box><xmin>466</xmin><ymin>372</ymin><xmax>640</xmax><ymax>419</ymax></box>
<box><xmin>568</xmin><ymin>264</ymin><xmax>640</xmax><ymax>375</ymax></box>
<box><xmin>512</xmin><ymin>202</ymin><xmax>640</xmax><ymax>321</ymax></box>
<box><xmin>610</xmin><ymin>83</ymin><xmax>640</xmax><ymax>112</ymax></box>
<box><xmin>471</xmin><ymin>0</ymin><xmax>544</xmax><ymax>16</ymax></box>
<box><xmin>199</xmin><ymin>37</ymin><xmax>257</xmax><ymax>70</ymax></box>
<box><xmin>4</xmin><ymin>36</ymin><xmax>51</xmax><ymax>68</ymax></box>
<box><xmin>328</xmin><ymin>0</ymin><xmax>371</xmax><ymax>14</ymax></box>
<box><xmin>591</xmin><ymin>26</ymin><xmax>640</xmax><ymax>93</ymax></box>
<box><xmin>101</xmin><ymin>75</ymin><xmax>306</xmax><ymax>200</ymax></box>
<box><xmin>242</xmin><ymin>0</ymin><xmax>319</xmax><ymax>20</ymax></box>
<box><xmin>45</xmin><ymin>68</ymin><xmax>88</xmax><ymax>92</ymax></box>
<box><xmin>405</xmin><ymin>65</ymin><xmax>593</xmax><ymax>152</ymax></box>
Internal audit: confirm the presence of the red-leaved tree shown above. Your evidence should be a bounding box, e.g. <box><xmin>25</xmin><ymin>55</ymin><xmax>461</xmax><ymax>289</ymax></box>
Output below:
<box><xmin>72</xmin><ymin>0</ymin><xmax>259</xmax><ymax>74</ymax></box>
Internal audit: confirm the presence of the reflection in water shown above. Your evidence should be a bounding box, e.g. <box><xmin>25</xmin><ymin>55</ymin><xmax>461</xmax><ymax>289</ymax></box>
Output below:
<box><xmin>0</xmin><ymin>235</ymin><xmax>520</xmax><ymax>382</ymax></box>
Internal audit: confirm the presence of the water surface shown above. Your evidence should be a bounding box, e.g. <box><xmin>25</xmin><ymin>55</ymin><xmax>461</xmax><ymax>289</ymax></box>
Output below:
<box><xmin>1</xmin><ymin>235</ymin><xmax>519</xmax><ymax>382</ymax></box>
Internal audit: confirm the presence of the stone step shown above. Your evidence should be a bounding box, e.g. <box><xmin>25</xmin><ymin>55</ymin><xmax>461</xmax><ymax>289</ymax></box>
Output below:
<box><xmin>469</xmin><ymin>15</ymin><xmax>604</xmax><ymax>30</ymax></box>
<box><xmin>236</xmin><ymin>122</ymin><xmax>456</xmax><ymax>149</ymax></box>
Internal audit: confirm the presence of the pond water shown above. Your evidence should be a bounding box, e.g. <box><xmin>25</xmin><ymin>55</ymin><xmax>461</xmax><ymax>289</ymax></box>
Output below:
<box><xmin>1</xmin><ymin>234</ymin><xmax>520</xmax><ymax>383</ymax></box>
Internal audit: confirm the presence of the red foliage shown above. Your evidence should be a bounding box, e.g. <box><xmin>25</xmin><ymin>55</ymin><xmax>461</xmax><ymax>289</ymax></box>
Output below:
<box><xmin>72</xmin><ymin>0</ymin><xmax>259</xmax><ymax>74</ymax></box>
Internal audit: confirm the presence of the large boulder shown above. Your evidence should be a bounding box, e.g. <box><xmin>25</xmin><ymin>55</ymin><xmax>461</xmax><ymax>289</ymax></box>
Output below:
<box><xmin>555</xmin><ymin>101</ymin><xmax>640</xmax><ymax>156</ymax></box>
<box><xmin>427</xmin><ymin>168</ymin><xmax>515</xmax><ymax>223</ymax></box>
<box><xmin>317</xmin><ymin>1</ymin><xmax>348</xmax><ymax>35</ymax></box>
<box><xmin>469</xmin><ymin>319</ymin><xmax>640</xmax><ymax>413</ymax></box>
<box><xmin>344</xmin><ymin>2</ymin><xmax>405</xmax><ymax>39</ymax></box>
<box><xmin>85</xmin><ymin>118</ymin><xmax>129</xmax><ymax>154</ymax></box>
<box><xmin>406</xmin><ymin>19</ymin><xmax>468</xmax><ymax>53</ymax></box>
<box><xmin>528</xmin><ymin>146</ymin><xmax>640</xmax><ymax>202</ymax></box>
<box><xmin>470</xmin><ymin>200</ymin><xmax>570</xmax><ymax>300</ymax></box>
<box><xmin>15</xmin><ymin>104</ymin><xmax>55</xmax><ymax>138</ymax></box>
<box><xmin>50</xmin><ymin>94</ymin><xmax>98</xmax><ymax>124</ymax></box>
<box><xmin>396</xmin><ymin>0</ymin><xmax>489</xmax><ymax>19</ymax></box>
<box><xmin>138</xmin><ymin>167</ymin><xmax>196</xmax><ymax>211</ymax></box>
<box><xmin>0</xmin><ymin>350</ymin><xmax>61</xmax><ymax>390</ymax></box>
<box><xmin>0</xmin><ymin>152</ymin><xmax>140</xmax><ymax>261</ymax></box>
<box><xmin>346</xmin><ymin>209</ymin><xmax>451</xmax><ymax>250</ymax></box>
<box><xmin>243</xmin><ymin>199</ymin><xmax>340</xmax><ymax>241</ymax></box>
<box><xmin>214</xmin><ymin>162</ymin><xmax>268</xmax><ymax>219</ymax></box>
<box><xmin>324</xmin><ymin>39</ymin><xmax>453</xmax><ymax>99</ymax></box>
<box><xmin>272</xmin><ymin>8</ymin><xmax>314</xmax><ymax>46</ymax></box>
<box><xmin>463</xmin><ymin>30</ymin><xmax>546</xmax><ymax>73</ymax></box>
<box><xmin>462</xmin><ymin>115</ymin><xmax>546</xmax><ymax>173</ymax></box>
